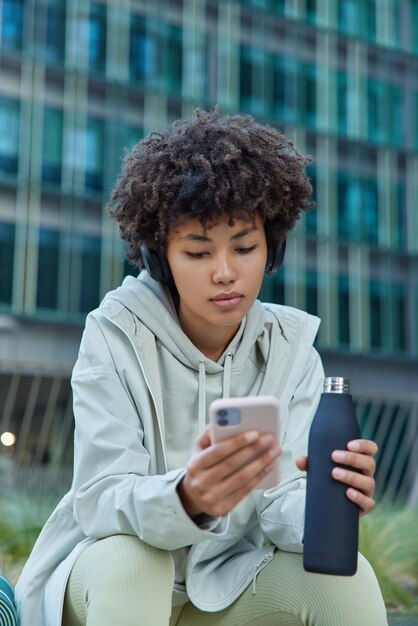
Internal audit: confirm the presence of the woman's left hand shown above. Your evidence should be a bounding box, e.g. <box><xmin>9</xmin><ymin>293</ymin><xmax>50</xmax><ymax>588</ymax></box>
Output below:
<box><xmin>295</xmin><ymin>439</ymin><xmax>378</xmax><ymax>517</ymax></box>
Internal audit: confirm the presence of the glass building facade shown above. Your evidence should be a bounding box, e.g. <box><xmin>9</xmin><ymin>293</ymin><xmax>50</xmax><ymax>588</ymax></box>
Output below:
<box><xmin>0</xmin><ymin>0</ymin><xmax>417</xmax><ymax>498</ymax></box>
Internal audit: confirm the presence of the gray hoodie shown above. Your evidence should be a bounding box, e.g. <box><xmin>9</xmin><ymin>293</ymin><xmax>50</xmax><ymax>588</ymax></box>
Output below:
<box><xmin>16</xmin><ymin>271</ymin><xmax>324</xmax><ymax>625</ymax></box>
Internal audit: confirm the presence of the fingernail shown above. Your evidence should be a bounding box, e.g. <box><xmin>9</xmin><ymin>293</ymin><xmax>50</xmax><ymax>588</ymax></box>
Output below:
<box><xmin>333</xmin><ymin>468</ymin><xmax>346</xmax><ymax>478</ymax></box>
<box><xmin>245</xmin><ymin>431</ymin><xmax>259</xmax><ymax>443</ymax></box>
<box><xmin>348</xmin><ymin>441</ymin><xmax>360</xmax><ymax>450</ymax></box>
<box><xmin>332</xmin><ymin>451</ymin><xmax>346</xmax><ymax>461</ymax></box>
<box><xmin>259</xmin><ymin>434</ymin><xmax>274</xmax><ymax>446</ymax></box>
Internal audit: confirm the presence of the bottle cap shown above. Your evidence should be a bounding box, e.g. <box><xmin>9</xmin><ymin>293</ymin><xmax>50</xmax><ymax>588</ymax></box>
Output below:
<box><xmin>323</xmin><ymin>377</ymin><xmax>350</xmax><ymax>393</ymax></box>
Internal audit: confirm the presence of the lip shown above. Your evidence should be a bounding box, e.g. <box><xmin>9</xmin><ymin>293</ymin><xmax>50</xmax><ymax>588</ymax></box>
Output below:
<box><xmin>211</xmin><ymin>292</ymin><xmax>243</xmax><ymax>310</ymax></box>
<box><xmin>211</xmin><ymin>292</ymin><xmax>242</xmax><ymax>301</ymax></box>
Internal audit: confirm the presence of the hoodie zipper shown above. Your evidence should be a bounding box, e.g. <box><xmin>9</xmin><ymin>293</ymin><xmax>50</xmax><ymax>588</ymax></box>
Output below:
<box><xmin>251</xmin><ymin>552</ymin><xmax>274</xmax><ymax>594</ymax></box>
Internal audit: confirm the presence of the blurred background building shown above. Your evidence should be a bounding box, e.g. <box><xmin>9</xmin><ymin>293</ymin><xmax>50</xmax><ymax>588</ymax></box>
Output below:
<box><xmin>0</xmin><ymin>0</ymin><xmax>417</xmax><ymax>501</ymax></box>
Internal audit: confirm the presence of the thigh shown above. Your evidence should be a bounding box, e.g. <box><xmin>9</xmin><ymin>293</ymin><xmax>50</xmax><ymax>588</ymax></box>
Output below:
<box><xmin>171</xmin><ymin>551</ymin><xmax>387</xmax><ymax>626</ymax></box>
<box><xmin>62</xmin><ymin>535</ymin><xmax>174</xmax><ymax>626</ymax></box>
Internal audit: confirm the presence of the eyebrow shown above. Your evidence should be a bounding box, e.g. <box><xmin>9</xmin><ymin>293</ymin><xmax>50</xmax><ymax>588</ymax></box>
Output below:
<box><xmin>180</xmin><ymin>226</ymin><xmax>257</xmax><ymax>242</ymax></box>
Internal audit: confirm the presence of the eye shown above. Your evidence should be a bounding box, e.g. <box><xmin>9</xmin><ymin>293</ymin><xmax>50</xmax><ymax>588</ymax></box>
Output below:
<box><xmin>185</xmin><ymin>251</ymin><xmax>209</xmax><ymax>258</ymax></box>
<box><xmin>236</xmin><ymin>245</ymin><xmax>256</xmax><ymax>255</ymax></box>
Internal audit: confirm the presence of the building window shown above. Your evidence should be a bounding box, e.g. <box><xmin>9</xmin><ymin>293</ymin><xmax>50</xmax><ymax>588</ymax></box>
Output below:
<box><xmin>338</xmin><ymin>275</ymin><xmax>350</xmax><ymax>345</ymax></box>
<box><xmin>130</xmin><ymin>17</ymin><xmax>182</xmax><ymax>95</ymax></box>
<box><xmin>306</xmin><ymin>270</ymin><xmax>318</xmax><ymax>316</ymax></box>
<box><xmin>298</xmin><ymin>63</ymin><xmax>316</xmax><ymax>128</ymax></box>
<box><xmin>1</xmin><ymin>0</ymin><xmax>24</xmax><ymax>52</ymax></box>
<box><xmin>42</xmin><ymin>108</ymin><xmax>63</xmax><ymax>185</ymax></box>
<box><xmin>85</xmin><ymin>118</ymin><xmax>104</xmax><ymax>193</ymax></box>
<box><xmin>45</xmin><ymin>3</ymin><xmax>66</xmax><ymax>63</ymax></box>
<box><xmin>337</xmin><ymin>72</ymin><xmax>348</xmax><ymax>135</ymax></box>
<box><xmin>0</xmin><ymin>222</ymin><xmax>15</xmax><ymax>305</ymax></box>
<box><xmin>393</xmin><ymin>283</ymin><xmax>407</xmax><ymax>352</ymax></box>
<box><xmin>369</xmin><ymin>280</ymin><xmax>383</xmax><ymax>349</ymax></box>
<box><xmin>338</xmin><ymin>175</ymin><xmax>378</xmax><ymax>245</ymax></box>
<box><xmin>273</xmin><ymin>56</ymin><xmax>297</xmax><ymax>124</ymax></box>
<box><xmin>337</xmin><ymin>0</ymin><xmax>376</xmax><ymax>41</ymax></box>
<box><xmin>80</xmin><ymin>235</ymin><xmax>101</xmax><ymax>313</ymax></box>
<box><xmin>368</xmin><ymin>80</ymin><xmax>403</xmax><ymax>146</ymax></box>
<box><xmin>37</xmin><ymin>229</ymin><xmax>60</xmax><ymax>310</ymax></box>
<box><xmin>89</xmin><ymin>2</ymin><xmax>107</xmax><ymax>74</ymax></box>
<box><xmin>0</xmin><ymin>98</ymin><xmax>20</xmax><ymax>175</ymax></box>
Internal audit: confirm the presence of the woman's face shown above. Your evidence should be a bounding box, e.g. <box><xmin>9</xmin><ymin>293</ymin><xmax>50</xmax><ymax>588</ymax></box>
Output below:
<box><xmin>166</xmin><ymin>213</ymin><xmax>267</xmax><ymax>347</ymax></box>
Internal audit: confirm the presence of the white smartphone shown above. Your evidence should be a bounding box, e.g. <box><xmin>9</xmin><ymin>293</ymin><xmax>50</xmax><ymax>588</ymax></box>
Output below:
<box><xmin>209</xmin><ymin>395</ymin><xmax>280</xmax><ymax>490</ymax></box>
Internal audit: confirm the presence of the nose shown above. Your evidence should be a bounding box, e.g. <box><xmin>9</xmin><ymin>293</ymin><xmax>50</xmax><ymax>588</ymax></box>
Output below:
<box><xmin>212</xmin><ymin>252</ymin><xmax>237</xmax><ymax>284</ymax></box>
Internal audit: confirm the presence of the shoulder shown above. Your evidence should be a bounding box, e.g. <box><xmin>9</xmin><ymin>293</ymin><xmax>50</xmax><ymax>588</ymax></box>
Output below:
<box><xmin>260</xmin><ymin>301</ymin><xmax>321</xmax><ymax>342</ymax></box>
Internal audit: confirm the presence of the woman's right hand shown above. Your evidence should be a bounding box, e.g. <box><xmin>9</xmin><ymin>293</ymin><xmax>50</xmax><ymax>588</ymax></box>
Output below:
<box><xmin>177</xmin><ymin>426</ymin><xmax>281</xmax><ymax>519</ymax></box>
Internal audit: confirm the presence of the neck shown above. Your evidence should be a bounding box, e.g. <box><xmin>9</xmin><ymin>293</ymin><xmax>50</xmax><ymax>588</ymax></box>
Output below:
<box><xmin>179</xmin><ymin>314</ymin><xmax>240</xmax><ymax>362</ymax></box>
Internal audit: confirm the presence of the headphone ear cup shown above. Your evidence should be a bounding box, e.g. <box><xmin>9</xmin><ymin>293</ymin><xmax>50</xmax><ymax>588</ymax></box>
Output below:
<box><xmin>139</xmin><ymin>244</ymin><xmax>172</xmax><ymax>283</ymax></box>
<box><xmin>265</xmin><ymin>238</ymin><xmax>286</xmax><ymax>276</ymax></box>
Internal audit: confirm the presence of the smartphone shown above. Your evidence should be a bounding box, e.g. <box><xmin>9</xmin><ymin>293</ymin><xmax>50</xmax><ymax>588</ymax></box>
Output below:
<box><xmin>209</xmin><ymin>395</ymin><xmax>280</xmax><ymax>490</ymax></box>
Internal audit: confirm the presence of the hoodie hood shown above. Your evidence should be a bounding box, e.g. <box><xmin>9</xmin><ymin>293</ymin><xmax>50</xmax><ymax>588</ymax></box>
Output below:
<box><xmin>105</xmin><ymin>271</ymin><xmax>268</xmax><ymax>375</ymax></box>
<box><xmin>100</xmin><ymin>270</ymin><xmax>320</xmax><ymax>471</ymax></box>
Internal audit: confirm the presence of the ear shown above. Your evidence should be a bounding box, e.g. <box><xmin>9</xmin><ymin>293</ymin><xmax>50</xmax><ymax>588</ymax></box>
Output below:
<box><xmin>265</xmin><ymin>238</ymin><xmax>286</xmax><ymax>276</ymax></box>
<box><xmin>139</xmin><ymin>244</ymin><xmax>173</xmax><ymax>282</ymax></box>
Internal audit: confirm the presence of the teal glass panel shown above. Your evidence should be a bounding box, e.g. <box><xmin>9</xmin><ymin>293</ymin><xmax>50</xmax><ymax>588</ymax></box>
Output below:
<box><xmin>306</xmin><ymin>270</ymin><xmax>318</xmax><ymax>316</ymax></box>
<box><xmin>369</xmin><ymin>280</ymin><xmax>382</xmax><ymax>349</ymax></box>
<box><xmin>306</xmin><ymin>0</ymin><xmax>317</xmax><ymax>23</ymax></box>
<box><xmin>411</xmin><ymin>1</ymin><xmax>418</xmax><ymax>53</ymax></box>
<box><xmin>338</xmin><ymin>275</ymin><xmax>350</xmax><ymax>345</ymax></box>
<box><xmin>337</xmin><ymin>0</ymin><xmax>376</xmax><ymax>41</ymax></box>
<box><xmin>89</xmin><ymin>2</ymin><xmax>107</xmax><ymax>74</ymax></box>
<box><xmin>42</xmin><ymin>108</ymin><xmax>63</xmax><ymax>184</ymax></box>
<box><xmin>239</xmin><ymin>46</ymin><xmax>267</xmax><ymax>117</ymax></box>
<box><xmin>298</xmin><ymin>63</ymin><xmax>316</xmax><ymax>128</ymax></box>
<box><xmin>393</xmin><ymin>283</ymin><xmax>406</xmax><ymax>352</ymax></box>
<box><xmin>273</xmin><ymin>56</ymin><xmax>297</xmax><ymax>123</ymax></box>
<box><xmin>337</xmin><ymin>174</ymin><xmax>378</xmax><ymax>244</ymax></box>
<box><xmin>337</xmin><ymin>72</ymin><xmax>348</xmax><ymax>135</ymax></box>
<box><xmin>80</xmin><ymin>235</ymin><xmax>101</xmax><ymax>313</ymax></box>
<box><xmin>0</xmin><ymin>222</ymin><xmax>15</xmax><ymax>305</ymax></box>
<box><xmin>85</xmin><ymin>118</ymin><xmax>104</xmax><ymax>193</ymax></box>
<box><xmin>273</xmin><ymin>273</ymin><xmax>284</xmax><ymax>304</ymax></box>
<box><xmin>0</xmin><ymin>98</ymin><xmax>19</xmax><ymax>175</ymax></box>
<box><xmin>1</xmin><ymin>0</ymin><xmax>24</xmax><ymax>52</ymax></box>
<box><xmin>45</xmin><ymin>3</ymin><xmax>66</xmax><ymax>63</ymax></box>
<box><xmin>37</xmin><ymin>229</ymin><xmax>59</xmax><ymax>310</ymax></box>
<box><xmin>368</xmin><ymin>80</ymin><xmax>403</xmax><ymax>146</ymax></box>
<box><xmin>129</xmin><ymin>17</ymin><xmax>182</xmax><ymax>95</ymax></box>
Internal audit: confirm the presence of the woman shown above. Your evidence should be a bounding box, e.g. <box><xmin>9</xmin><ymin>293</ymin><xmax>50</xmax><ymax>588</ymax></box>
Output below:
<box><xmin>16</xmin><ymin>108</ymin><xmax>387</xmax><ymax>625</ymax></box>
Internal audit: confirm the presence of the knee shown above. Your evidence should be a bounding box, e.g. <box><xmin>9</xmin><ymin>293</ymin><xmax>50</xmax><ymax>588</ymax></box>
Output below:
<box><xmin>76</xmin><ymin>534</ymin><xmax>175</xmax><ymax>592</ymax></box>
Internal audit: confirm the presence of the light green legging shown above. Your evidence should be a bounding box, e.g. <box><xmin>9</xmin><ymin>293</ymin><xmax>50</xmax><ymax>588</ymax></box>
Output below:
<box><xmin>61</xmin><ymin>535</ymin><xmax>388</xmax><ymax>626</ymax></box>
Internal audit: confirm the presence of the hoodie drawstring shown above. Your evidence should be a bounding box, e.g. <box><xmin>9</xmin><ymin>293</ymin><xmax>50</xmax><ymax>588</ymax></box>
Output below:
<box><xmin>197</xmin><ymin>352</ymin><xmax>233</xmax><ymax>435</ymax></box>
<box><xmin>198</xmin><ymin>360</ymin><xmax>206</xmax><ymax>435</ymax></box>
<box><xmin>222</xmin><ymin>352</ymin><xmax>233</xmax><ymax>399</ymax></box>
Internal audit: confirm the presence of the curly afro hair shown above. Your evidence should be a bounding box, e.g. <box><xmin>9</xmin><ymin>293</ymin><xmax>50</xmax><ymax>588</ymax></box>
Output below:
<box><xmin>108</xmin><ymin>106</ymin><xmax>315</xmax><ymax>269</ymax></box>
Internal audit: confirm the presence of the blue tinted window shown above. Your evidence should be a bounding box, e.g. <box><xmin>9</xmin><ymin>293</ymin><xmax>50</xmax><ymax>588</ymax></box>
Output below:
<box><xmin>338</xmin><ymin>175</ymin><xmax>378</xmax><ymax>244</ymax></box>
<box><xmin>45</xmin><ymin>4</ymin><xmax>66</xmax><ymax>63</ymax></box>
<box><xmin>1</xmin><ymin>0</ymin><xmax>24</xmax><ymax>51</ymax></box>
<box><xmin>37</xmin><ymin>229</ymin><xmax>60</xmax><ymax>310</ymax></box>
<box><xmin>369</xmin><ymin>280</ymin><xmax>382</xmax><ymax>349</ymax></box>
<box><xmin>130</xmin><ymin>17</ymin><xmax>182</xmax><ymax>94</ymax></box>
<box><xmin>338</xmin><ymin>275</ymin><xmax>350</xmax><ymax>345</ymax></box>
<box><xmin>80</xmin><ymin>236</ymin><xmax>101</xmax><ymax>313</ymax></box>
<box><xmin>89</xmin><ymin>2</ymin><xmax>107</xmax><ymax>74</ymax></box>
<box><xmin>42</xmin><ymin>108</ymin><xmax>63</xmax><ymax>184</ymax></box>
<box><xmin>85</xmin><ymin>118</ymin><xmax>104</xmax><ymax>192</ymax></box>
<box><xmin>306</xmin><ymin>270</ymin><xmax>318</xmax><ymax>316</ymax></box>
<box><xmin>0</xmin><ymin>222</ymin><xmax>15</xmax><ymax>305</ymax></box>
<box><xmin>0</xmin><ymin>98</ymin><xmax>20</xmax><ymax>175</ymax></box>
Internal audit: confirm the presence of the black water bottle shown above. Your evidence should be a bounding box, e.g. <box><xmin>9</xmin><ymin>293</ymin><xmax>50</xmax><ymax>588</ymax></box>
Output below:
<box><xmin>303</xmin><ymin>376</ymin><xmax>361</xmax><ymax>575</ymax></box>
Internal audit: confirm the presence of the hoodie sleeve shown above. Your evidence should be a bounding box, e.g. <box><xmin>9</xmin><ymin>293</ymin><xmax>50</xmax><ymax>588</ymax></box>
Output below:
<box><xmin>256</xmin><ymin>348</ymin><xmax>324</xmax><ymax>552</ymax></box>
<box><xmin>71</xmin><ymin>313</ymin><xmax>228</xmax><ymax>551</ymax></box>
